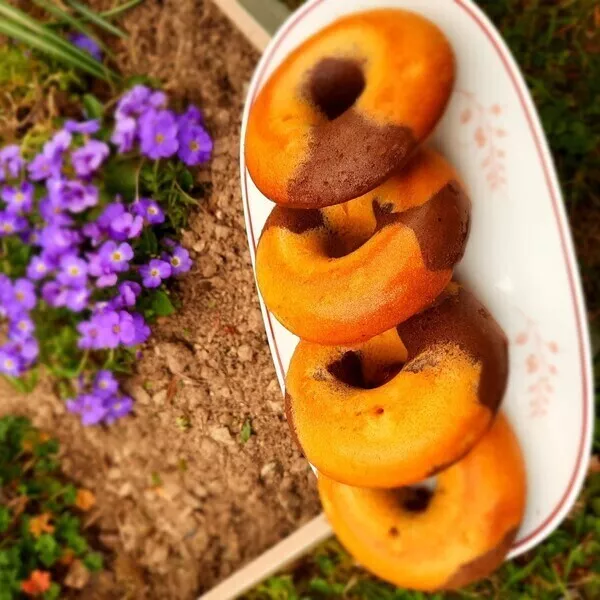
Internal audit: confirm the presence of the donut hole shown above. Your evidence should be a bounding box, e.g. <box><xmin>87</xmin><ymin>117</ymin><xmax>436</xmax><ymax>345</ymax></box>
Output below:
<box><xmin>326</xmin><ymin>351</ymin><xmax>404</xmax><ymax>390</ymax></box>
<box><xmin>395</xmin><ymin>486</ymin><xmax>434</xmax><ymax>513</ymax></box>
<box><xmin>307</xmin><ymin>57</ymin><xmax>366</xmax><ymax>121</ymax></box>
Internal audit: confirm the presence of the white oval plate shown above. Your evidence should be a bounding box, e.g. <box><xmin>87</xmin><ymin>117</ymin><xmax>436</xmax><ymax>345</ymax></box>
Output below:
<box><xmin>239</xmin><ymin>0</ymin><xmax>594</xmax><ymax>558</ymax></box>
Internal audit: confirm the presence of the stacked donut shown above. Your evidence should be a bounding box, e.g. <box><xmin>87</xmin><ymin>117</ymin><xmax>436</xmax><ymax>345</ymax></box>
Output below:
<box><xmin>245</xmin><ymin>9</ymin><xmax>526</xmax><ymax>592</ymax></box>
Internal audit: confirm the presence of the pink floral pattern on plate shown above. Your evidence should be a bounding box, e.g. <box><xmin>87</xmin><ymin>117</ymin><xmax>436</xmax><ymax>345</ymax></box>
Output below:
<box><xmin>514</xmin><ymin>310</ymin><xmax>559</xmax><ymax>418</ymax></box>
<box><xmin>457</xmin><ymin>90</ymin><xmax>508</xmax><ymax>191</ymax></box>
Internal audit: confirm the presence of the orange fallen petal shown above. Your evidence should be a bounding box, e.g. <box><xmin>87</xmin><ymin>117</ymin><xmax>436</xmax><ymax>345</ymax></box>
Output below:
<box><xmin>21</xmin><ymin>570</ymin><xmax>51</xmax><ymax>596</ymax></box>
<box><xmin>75</xmin><ymin>489</ymin><xmax>96</xmax><ymax>512</ymax></box>
<box><xmin>29</xmin><ymin>513</ymin><xmax>54</xmax><ymax>538</ymax></box>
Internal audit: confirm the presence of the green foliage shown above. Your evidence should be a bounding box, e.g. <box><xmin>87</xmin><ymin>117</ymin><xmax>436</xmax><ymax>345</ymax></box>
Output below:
<box><xmin>0</xmin><ymin>1</ymin><xmax>117</xmax><ymax>82</ymax></box>
<box><xmin>0</xmin><ymin>416</ymin><xmax>104</xmax><ymax>598</ymax></box>
<box><xmin>240</xmin><ymin>419</ymin><xmax>253</xmax><ymax>443</ymax></box>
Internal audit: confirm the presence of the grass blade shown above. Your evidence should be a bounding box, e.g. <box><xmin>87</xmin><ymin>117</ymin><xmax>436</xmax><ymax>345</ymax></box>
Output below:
<box><xmin>0</xmin><ymin>20</ymin><xmax>110</xmax><ymax>81</ymax></box>
<box><xmin>0</xmin><ymin>1</ymin><xmax>117</xmax><ymax>78</ymax></box>
<box><xmin>67</xmin><ymin>0</ymin><xmax>127</xmax><ymax>39</ymax></box>
<box><xmin>32</xmin><ymin>0</ymin><xmax>115</xmax><ymax>59</ymax></box>
<box><xmin>101</xmin><ymin>0</ymin><xmax>144</xmax><ymax>19</ymax></box>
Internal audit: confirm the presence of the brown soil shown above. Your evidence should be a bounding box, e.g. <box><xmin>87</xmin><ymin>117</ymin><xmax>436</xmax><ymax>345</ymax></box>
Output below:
<box><xmin>0</xmin><ymin>1</ymin><xmax>320</xmax><ymax>598</ymax></box>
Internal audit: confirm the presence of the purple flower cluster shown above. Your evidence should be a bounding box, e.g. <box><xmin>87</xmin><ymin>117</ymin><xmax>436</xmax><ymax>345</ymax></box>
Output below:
<box><xmin>0</xmin><ymin>276</ymin><xmax>38</xmax><ymax>377</ymax></box>
<box><xmin>67</xmin><ymin>371</ymin><xmax>133</xmax><ymax>425</ymax></box>
<box><xmin>112</xmin><ymin>85</ymin><xmax>213</xmax><ymax>165</ymax></box>
<box><xmin>0</xmin><ymin>85</ymin><xmax>204</xmax><ymax>426</ymax></box>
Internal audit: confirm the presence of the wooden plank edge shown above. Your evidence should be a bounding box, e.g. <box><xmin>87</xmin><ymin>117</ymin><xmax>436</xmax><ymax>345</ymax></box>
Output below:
<box><xmin>211</xmin><ymin>0</ymin><xmax>272</xmax><ymax>51</ymax></box>
<box><xmin>199</xmin><ymin>514</ymin><xmax>333</xmax><ymax>600</ymax></box>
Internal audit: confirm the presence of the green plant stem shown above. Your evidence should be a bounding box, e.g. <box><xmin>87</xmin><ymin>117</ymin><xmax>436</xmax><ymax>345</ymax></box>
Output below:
<box><xmin>103</xmin><ymin>349</ymin><xmax>115</xmax><ymax>369</ymax></box>
<box><xmin>74</xmin><ymin>349</ymin><xmax>89</xmax><ymax>377</ymax></box>
<box><xmin>135</xmin><ymin>157</ymin><xmax>146</xmax><ymax>200</ymax></box>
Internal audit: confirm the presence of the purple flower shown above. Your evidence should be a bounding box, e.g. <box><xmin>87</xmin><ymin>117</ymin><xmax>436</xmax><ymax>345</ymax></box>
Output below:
<box><xmin>41</xmin><ymin>280</ymin><xmax>68</xmax><ymax>308</ymax></box>
<box><xmin>47</xmin><ymin>130</ymin><xmax>73</xmax><ymax>156</ymax></box>
<box><xmin>47</xmin><ymin>178</ymin><xmax>98</xmax><ymax>213</ymax></box>
<box><xmin>130</xmin><ymin>312</ymin><xmax>150</xmax><ymax>345</ymax></box>
<box><xmin>82</xmin><ymin>221</ymin><xmax>103</xmax><ymax>246</ymax></box>
<box><xmin>0</xmin><ymin>345</ymin><xmax>21</xmax><ymax>376</ymax></box>
<box><xmin>96</xmin><ymin>311</ymin><xmax>128</xmax><ymax>348</ymax></box>
<box><xmin>111</xmin><ymin>116</ymin><xmax>136</xmax><ymax>153</ymax></box>
<box><xmin>87</xmin><ymin>253</ymin><xmax>118</xmax><ymax>288</ymax></box>
<box><xmin>39</xmin><ymin>196</ymin><xmax>73</xmax><ymax>227</ymax></box>
<box><xmin>39</xmin><ymin>224</ymin><xmax>76</xmax><ymax>257</ymax></box>
<box><xmin>166</xmin><ymin>245</ymin><xmax>192</xmax><ymax>275</ymax></box>
<box><xmin>12</xmin><ymin>279</ymin><xmax>36</xmax><ymax>311</ymax></box>
<box><xmin>64</xmin><ymin>287</ymin><xmax>89</xmax><ymax>312</ymax></box>
<box><xmin>0</xmin><ymin>211</ymin><xmax>27</xmax><ymax>237</ymax></box>
<box><xmin>15</xmin><ymin>337</ymin><xmax>38</xmax><ymax>366</ymax></box>
<box><xmin>98</xmin><ymin>240</ymin><xmax>133</xmax><ymax>273</ymax></box>
<box><xmin>131</xmin><ymin>198</ymin><xmax>164</xmax><ymax>225</ymax></box>
<box><xmin>97</xmin><ymin>202</ymin><xmax>126</xmax><ymax>229</ymax></box>
<box><xmin>177</xmin><ymin>122</ymin><xmax>212</xmax><ymax>166</ymax></box>
<box><xmin>67</xmin><ymin>393</ymin><xmax>107</xmax><ymax>426</ymax></box>
<box><xmin>71</xmin><ymin>140</ymin><xmax>110</xmax><ymax>178</ymax></box>
<box><xmin>148</xmin><ymin>91</ymin><xmax>167</xmax><ymax>109</ymax></box>
<box><xmin>1</xmin><ymin>182</ymin><xmax>34</xmax><ymax>215</ymax></box>
<box><xmin>28</xmin><ymin>153</ymin><xmax>59</xmax><ymax>182</ymax></box>
<box><xmin>76</xmin><ymin>319</ymin><xmax>102</xmax><ymax>349</ymax></box>
<box><xmin>65</xmin><ymin>119</ymin><xmax>101</xmax><ymax>135</ymax></box>
<box><xmin>26</xmin><ymin>255</ymin><xmax>53</xmax><ymax>281</ymax></box>
<box><xmin>9</xmin><ymin>313</ymin><xmax>35</xmax><ymax>340</ymax></box>
<box><xmin>115</xmin><ymin>281</ymin><xmax>142</xmax><ymax>308</ymax></box>
<box><xmin>69</xmin><ymin>33</ymin><xmax>103</xmax><ymax>62</ymax></box>
<box><xmin>27</xmin><ymin>132</ymin><xmax>70</xmax><ymax>182</ymax></box>
<box><xmin>178</xmin><ymin>105</ymin><xmax>203</xmax><ymax>128</ymax></box>
<box><xmin>104</xmin><ymin>394</ymin><xmax>133</xmax><ymax>424</ymax></box>
<box><xmin>57</xmin><ymin>253</ymin><xmax>88</xmax><ymax>287</ymax></box>
<box><xmin>140</xmin><ymin>259</ymin><xmax>171</xmax><ymax>288</ymax></box>
<box><xmin>139</xmin><ymin>109</ymin><xmax>179</xmax><ymax>159</ymax></box>
<box><xmin>94</xmin><ymin>370</ymin><xmax>118</xmax><ymax>398</ymax></box>
<box><xmin>115</xmin><ymin>85</ymin><xmax>151</xmax><ymax>119</ymax></box>
<box><xmin>0</xmin><ymin>145</ymin><xmax>24</xmax><ymax>181</ymax></box>
<box><xmin>111</xmin><ymin>212</ymin><xmax>143</xmax><ymax>240</ymax></box>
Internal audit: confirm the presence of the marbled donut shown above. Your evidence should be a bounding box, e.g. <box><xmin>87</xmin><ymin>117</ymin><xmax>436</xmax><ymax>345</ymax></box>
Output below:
<box><xmin>245</xmin><ymin>9</ymin><xmax>455</xmax><ymax>208</ymax></box>
<box><xmin>318</xmin><ymin>414</ymin><xmax>526</xmax><ymax>591</ymax></box>
<box><xmin>285</xmin><ymin>285</ymin><xmax>508</xmax><ymax>488</ymax></box>
<box><xmin>256</xmin><ymin>149</ymin><xmax>470</xmax><ymax>345</ymax></box>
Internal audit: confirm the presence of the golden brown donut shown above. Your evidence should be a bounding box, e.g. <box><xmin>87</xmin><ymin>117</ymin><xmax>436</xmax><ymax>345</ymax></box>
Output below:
<box><xmin>245</xmin><ymin>9</ymin><xmax>455</xmax><ymax>208</ymax></box>
<box><xmin>285</xmin><ymin>285</ymin><xmax>508</xmax><ymax>487</ymax></box>
<box><xmin>256</xmin><ymin>149</ymin><xmax>470</xmax><ymax>345</ymax></box>
<box><xmin>318</xmin><ymin>413</ymin><xmax>526</xmax><ymax>591</ymax></box>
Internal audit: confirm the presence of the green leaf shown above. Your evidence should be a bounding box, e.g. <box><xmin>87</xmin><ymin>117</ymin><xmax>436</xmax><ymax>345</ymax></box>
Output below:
<box><xmin>65</xmin><ymin>533</ymin><xmax>88</xmax><ymax>556</ymax></box>
<box><xmin>67</xmin><ymin>0</ymin><xmax>127</xmax><ymax>38</ymax></box>
<box><xmin>35</xmin><ymin>534</ymin><xmax>60</xmax><ymax>567</ymax></box>
<box><xmin>83</xmin><ymin>93</ymin><xmax>104</xmax><ymax>119</ymax></box>
<box><xmin>151</xmin><ymin>291</ymin><xmax>175</xmax><ymax>317</ymax></box>
<box><xmin>31</xmin><ymin>0</ymin><xmax>115</xmax><ymax>59</ymax></box>
<box><xmin>101</xmin><ymin>0</ymin><xmax>145</xmax><ymax>19</ymax></box>
<box><xmin>0</xmin><ymin>507</ymin><xmax>10</xmax><ymax>533</ymax></box>
<box><xmin>103</xmin><ymin>159</ymin><xmax>138</xmax><ymax>200</ymax></box>
<box><xmin>240</xmin><ymin>419</ymin><xmax>253</xmax><ymax>443</ymax></box>
<box><xmin>44</xmin><ymin>583</ymin><xmax>61</xmax><ymax>600</ymax></box>
<box><xmin>178</xmin><ymin>168</ymin><xmax>194</xmax><ymax>192</ymax></box>
<box><xmin>83</xmin><ymin>551</ymin><xmax>104</xmax><ymax>572</ymax></box>
<box><xmin>0</xmin><ymin>16</ymin><xmax>112</xmax><ymax>82</ymax></box>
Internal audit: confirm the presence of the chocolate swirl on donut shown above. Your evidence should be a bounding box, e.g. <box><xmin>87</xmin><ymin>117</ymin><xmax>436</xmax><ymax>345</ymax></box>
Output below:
<box><xmin>373</xmin><ymin>180</ymin><xmax>470</xmax><ymax>271</ymax></box>
<box><xmin>396</xmin><ymin>288</ymin><xmax>508</xmax><ymax>412</ymax></box>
